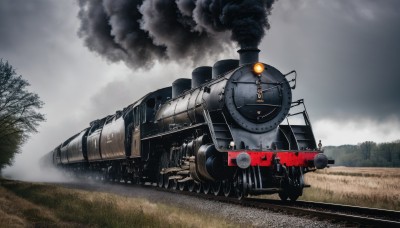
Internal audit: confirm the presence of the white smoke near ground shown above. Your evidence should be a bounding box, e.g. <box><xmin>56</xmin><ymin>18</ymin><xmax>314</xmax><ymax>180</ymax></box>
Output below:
<box><xmin>2</xmin><ymin>156</ymin><xmax>75</xmax><ymax>183</ymax></box>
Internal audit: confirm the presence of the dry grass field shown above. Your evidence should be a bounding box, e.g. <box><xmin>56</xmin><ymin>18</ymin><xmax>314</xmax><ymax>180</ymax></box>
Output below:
<box><xmin>1</xmin><ymin>167</ymin><xmax>398</xmax><ymax>226</ymax></box>
<box><xmin>0</xmin><ymin>179</ymin><xmax>235</xmax><ymax>227</ymax></box>
<box><xmin>300</xmin><ymin>166</ymin><xmax>400</xmax><ymax>210</ymax></box>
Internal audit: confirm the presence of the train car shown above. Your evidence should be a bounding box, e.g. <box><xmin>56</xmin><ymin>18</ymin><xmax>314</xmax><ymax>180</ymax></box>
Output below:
<box><xmin>43</xmin><ymin>46</ymin><xmax>333</xmax><ymax>201</ymax></box>
<box><xmin>90</xmin><ymin>87</ymin><xmax>172</xmax><ymax>182</ymax></box>
<box><xmin>86</xmin><ymin>117</ymin><xmax>108</xmax><ymax>162</ymax></box>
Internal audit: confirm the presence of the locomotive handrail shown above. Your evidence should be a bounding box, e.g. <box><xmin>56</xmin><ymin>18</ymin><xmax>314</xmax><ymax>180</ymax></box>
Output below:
<box><xmin>141</xmin><ymin>122</ymin><xmax>207</xmax><ymax>141</ymax></box>
<box><xmin>232</xmin><ymin>80</ymin><xmax>281</xmax><ymax>85</ymax></box>
<box><xmin>243</xmin><ymin>103</ymin><xmax>282</xmax><ymax>107</ymax></box>
<box><xmin>284</xmin><ymin>70</ymin><xmax>297</xmax><ymax>89</ymax></box>
<box><xmin>261</xmin><ymin>85</ymin><xmax>280</xmax><ymax>93</ymax></box>
<box><xmin>232</xmin><ymin>78</ymin><xmax>292</xmax><ymax>94</ymax></box>
<box><xmin>287</xmin><ymin>99</ymin><xmax>311</xmax><ymax>126</ymax></box>
<box><xmin>291</xmin><ymin>99</ymin><xmax>312</xmax><ymax>127</ymax></box>
<box><xmin>287</xmin><ymin>111</ymin><xmax>305</xmax><ymax>117</ymax></box>
<box><xmin>291</xmin><ymin>99</ymin><xmax>304</xmax><ymax>108</ymax></box>
<box><xmin>284</xmin><ymin>98</ymin><xmax>317</xmax><ymax>150</ymax></box>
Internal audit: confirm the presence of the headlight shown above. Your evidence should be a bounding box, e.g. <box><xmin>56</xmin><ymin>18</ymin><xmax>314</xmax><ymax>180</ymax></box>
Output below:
<box><xmin>253</xmin><ymin>62</ymin><xmax>265</xmax><ymax>75</ymax></box>
<box><xmin>314</xmin><ymin>153</ymin><xmax>328</xmax><ymax>169</ymax></box>
<box><xmin>236</xmin><ymin>152</ymin><xmax>251</xmax><ymax>169</ymax></box>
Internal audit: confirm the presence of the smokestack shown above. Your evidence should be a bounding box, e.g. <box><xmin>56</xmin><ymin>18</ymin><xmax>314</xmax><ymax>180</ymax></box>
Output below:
<box><xmin>238</xmin><ymin>47</ymin><xmax>260</xmax><ymax>65</ymax></box>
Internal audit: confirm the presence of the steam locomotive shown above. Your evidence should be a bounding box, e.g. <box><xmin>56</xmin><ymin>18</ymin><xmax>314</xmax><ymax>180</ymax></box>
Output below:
<box><xmin>43</xmin><ymin>47</ymin><xmax>333</xmax><ymax>201</ymax></box>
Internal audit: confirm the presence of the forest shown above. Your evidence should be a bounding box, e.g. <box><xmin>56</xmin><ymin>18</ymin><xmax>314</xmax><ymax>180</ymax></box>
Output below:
<box><xmin>323</xmin><ymin>140</ymin><xmax>400</xmax><ymax>167</ymax></box>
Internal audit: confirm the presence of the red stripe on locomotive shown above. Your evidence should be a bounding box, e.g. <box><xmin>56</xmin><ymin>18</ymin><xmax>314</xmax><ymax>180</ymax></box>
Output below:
<box><xmin>227</xmin><ymin>151</ymin><xmax>320</xmax><ymax>167</ymax></box>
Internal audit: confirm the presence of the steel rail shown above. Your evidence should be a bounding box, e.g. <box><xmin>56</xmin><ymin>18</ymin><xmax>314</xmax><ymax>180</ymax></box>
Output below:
<box><xmin>153</xmin><ymin>184</ymin><xmax>400</xmax><ymax>227</ymax></box>
<box><xmin>252</xmin><ymin>198</ymin><xmax>400</xmax><ymax>221</ymax></box>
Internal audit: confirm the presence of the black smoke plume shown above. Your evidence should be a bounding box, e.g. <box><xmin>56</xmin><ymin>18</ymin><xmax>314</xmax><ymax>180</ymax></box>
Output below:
<box><xmin>77</xmin><ymin>0</ymin><xmax>275</xmax><ymax>69</ymax></box>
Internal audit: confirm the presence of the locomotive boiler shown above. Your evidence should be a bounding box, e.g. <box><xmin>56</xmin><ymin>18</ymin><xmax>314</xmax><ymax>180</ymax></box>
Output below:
<box><xmin>44</xmin><ymin>46</ymin><xmax>333</xmax><ymax>201</ymax></box>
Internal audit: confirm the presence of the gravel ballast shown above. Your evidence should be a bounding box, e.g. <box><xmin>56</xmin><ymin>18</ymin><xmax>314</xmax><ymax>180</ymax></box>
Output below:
<box><xmin>57</xmin><ymin>180</ymin><xmax>341</xmax><ymax>227</ymax></box>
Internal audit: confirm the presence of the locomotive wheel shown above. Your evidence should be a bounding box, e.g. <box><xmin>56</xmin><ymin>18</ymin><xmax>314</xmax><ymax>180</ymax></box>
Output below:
<box><xmin>289</xmin><ymin>194</ymin><xmax>300</xmax><ymax>202</ymax></box>
<box><xmin>203</xmin><ymin>183</ymin><xmax>211</xmax><ymax>194</ymax></box>
<box><xmin>134</xmin><ymin>177</ymin><xmax>142</xmax><ymax>185</ymax></box>
<box><xmin>188</xmin><ymin>181</ymin><xmax>195</xmax><ymax>192</ymax></box>
<box><xmin>159</xmin><ymin>150</ymin><xmax>170</xmax><ymax>188</ymax></box>
<box><xmin>233</xmin><ymin>175</ymin><xmax>241</xmax><ymax>199</ymax></box>
<box><xmin>235</xmin><ymin>187</ymin><xmax>243</xmax><ymax>200</ymax></box>
<box><xmin>222</xmin><ymin>180</ymin><xmax>232</xmax><ymax>197</ymax></box>
<box><xmin>278</xmin><ymin>192</ymin><xmax>288</xmax><ymax>201</ymax></box>
<box><xmin>178</xmin><ymin>182</ymin><xmax>186</xmax><ymax>191</ymax></box>
<box><xmin>195</xmin><ymin>183</ymin><xmax>202</xmax><ymax>194</ymax></box>
<box><xmin>288</xmin><ymin>189</ymin><xmax>301</xmax><ymax>202</ymax></box>
<box><xmin>163</xmin><ymin>175</ymin><xmax>170</xmax><ymax>189</ymax></box>
<box><xmin>157</xmin><ymin>174</ymin><xmax>164</xmax><ymax>188</ymax></box>
<box><xmin>234</xmin><ymin>171</ymin><xmax>248</xmax><ymax>200</ymax></box>
<box><xmin>171</xmin><ymin>179</ymin><xmax>178</xmax><ymax>190</ymax></box>
<box><xmin>279</xmin><ymin>186</ymin><xmax>301</xmax><ymax>202</ymax></box>
<box><xmin>212</xmin><ymin>181</ymin><xmax>222</xmax><ymax>196</ymax></box>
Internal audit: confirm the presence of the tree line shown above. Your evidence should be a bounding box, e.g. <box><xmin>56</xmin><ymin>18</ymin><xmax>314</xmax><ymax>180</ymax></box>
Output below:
<box><xmin>323</xmin><ymin>140</ymin><xmax>400</xmax><ymax>167</ymax></box>
<box><xmin>0</xmin><ymin>60</ymin><xmax>45</xmax><ymax>171</ymax></box>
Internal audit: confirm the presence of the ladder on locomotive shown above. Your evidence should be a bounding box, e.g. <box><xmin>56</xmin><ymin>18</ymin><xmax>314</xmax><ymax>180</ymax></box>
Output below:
<box><xmin>279</xmin><ymin>99</ymin><xmax>317</xmax><ymax>150</ymax></box>
<box><xmin>203</xmin><ymin>110</ymin><xmax>233</xmax><ymax>150</ymax></box>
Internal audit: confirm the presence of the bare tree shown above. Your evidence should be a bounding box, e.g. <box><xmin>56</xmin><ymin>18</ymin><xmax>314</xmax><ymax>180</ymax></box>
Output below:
<box><xmin>359</xmin><ymin>141</ymin><xmax>376</xmax><ymax>160</ymax></box>
<box><xmin>0</xmin><ymin>59</ymin><xmax>45</xmax><ymax>170</ymax></box>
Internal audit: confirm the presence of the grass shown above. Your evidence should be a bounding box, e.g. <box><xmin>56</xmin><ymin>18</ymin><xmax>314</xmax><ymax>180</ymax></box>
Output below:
<box><xmin>3</xmin><ymin>167</ymin><xmax>398</xmax><ymax>227</ymax></box>
<box><xmin>0</xmin><ymin>182</ymin><xmax>63</xmax><ymax>227</ymax></box>
<box><xmin>300</xmin><ymin>167</ymin><xmax>400</xmax><ymax>210</ymax></box>
<box><xmin>0</xmin><ymin>179</ymin><xmax>236</xmax><ymax>227</ymax></box>
<box><xmin>256</xmin><ymin>167</ymin><xmax>400</xmax><ymax>211</ymax></box>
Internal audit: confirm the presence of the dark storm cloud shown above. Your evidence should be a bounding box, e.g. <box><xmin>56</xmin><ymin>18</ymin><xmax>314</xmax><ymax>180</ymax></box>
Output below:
<box><xmin>77</xmin><ymin>0</ymin><xmax>276</xmax><ymax>69</ymax></box>
<box><xmin>262</xmin><ymin>0</ymin><xmax>400</xmax><ymax>121</ymax></box>
<box><xmin>0</xmin><ymin>0</ymin><xmax>139</xmax><ymax>161</ymax></box>
<box><xmin>0</xmin><ymin>1</ymin><xmax>56</xmax><ymax>54</ymax></box>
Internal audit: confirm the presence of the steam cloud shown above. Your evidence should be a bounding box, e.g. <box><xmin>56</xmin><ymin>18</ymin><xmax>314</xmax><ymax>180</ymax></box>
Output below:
<box><xmin>77</xmin><ymin>0</ymin><xmax>275</xmax><ymax>69</ymax></box>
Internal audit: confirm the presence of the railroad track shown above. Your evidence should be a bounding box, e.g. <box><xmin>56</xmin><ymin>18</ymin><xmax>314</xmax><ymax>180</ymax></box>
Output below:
<box><xmin>244</xmin><ymin>198</ymin><xmax>400</xmax><ymax>227</ymax></box>
<box><xmin>152</xmin><ymin>183</ymin><xmax>400</xmax><ymax>227</ymax></box>
<box><xmin>57</xmin><ymin>177</ymin><xmax>400</xmax><ymax>227</ymax></box>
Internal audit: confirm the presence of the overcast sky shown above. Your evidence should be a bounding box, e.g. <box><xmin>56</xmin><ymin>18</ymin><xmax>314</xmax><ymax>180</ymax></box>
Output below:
<box><xmin>1</xmin><ymin>0</ymin><xmax>400</xmax><ymax>178</ymax></box>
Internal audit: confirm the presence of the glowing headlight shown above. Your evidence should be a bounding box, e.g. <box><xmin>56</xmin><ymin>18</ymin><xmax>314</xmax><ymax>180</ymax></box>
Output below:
<box><xmin>253</xmin><ymin>62</ymin><xmax>265</xmax><ymax>75</ymax></box>
<box><xmin>236</xmin><ymin>152</ymin><xmax>251</xmax><ymax>169</ymax></box>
